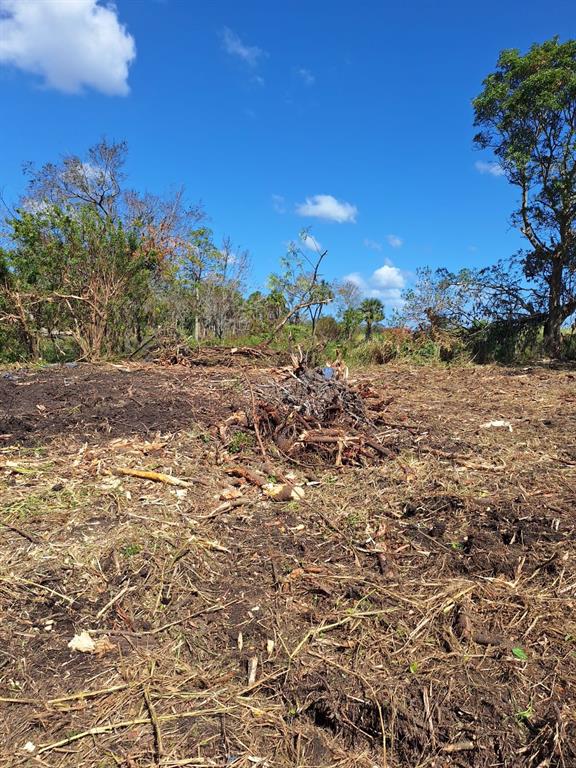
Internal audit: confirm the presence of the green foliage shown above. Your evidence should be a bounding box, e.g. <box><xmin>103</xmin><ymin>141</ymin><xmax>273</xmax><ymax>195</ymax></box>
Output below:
<box><xmin>243</xmin><ymin>290</ymin><xmax>287</xmax><ymax>334</ymax></box>
<box><xmin>466</xmin><ymin>320</ymin><xmax>543</xmax><ymax>364</ymax></box>
<box><xmin>2</xmin><ymin>204</ymin><xmax>156</xmax><ymax>360</ymax></box>
<box><xmin>267</xmin><ymin>230</ymin><xmax>333</xmax><ymax>336</ymax></box>
<box><xmin>515</xmin><ymin>703</ymin><xmax>534</xmax><ymax>724</ymax></box>
<box><xmin>227</xmin><ymin>431</ymin><xmax>255</xmax><ymax>454</ymax></box>
<box><xmin>315</xmin><ymin>315</ymin><xmax>340</xmax><ymax>341</ymax></box>
<box><xmin>341</xmin><ymin>307</ymin><xmax>363</xmax><ymax>340</ymax></box>
<box><xmin>347</xmin><ymin>328</ymin><xmax>469</xmax><ymax>366</ymax></box>
<box><xmin>473</xmin><ymin>38</ymin><xmax>576</xmax><ymax>356</ymax></box>
<box><xmin>359</xmin><ymin>298</ymin><xmax>385</xmax><ymax>340</ymax></box>
<box><xmin>122</xmin><ymin>543</ymin><xmax>142</xmax><ymax>557</ymax></box>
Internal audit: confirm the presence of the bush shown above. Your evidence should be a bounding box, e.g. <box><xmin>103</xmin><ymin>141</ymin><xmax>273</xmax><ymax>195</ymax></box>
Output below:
<box><xmin>347</xmin><ymin>328</ymin><xmax>469</xmax><ymax>366</ymax></box>
<box><xmin>466</xmin><ymin>321</ymin><xmax>543</xmax><ymax>364</ymax></box>
<box><xmin>315</xmin><ymin>316</ymin><xmax>340</xmax><ymax>342</ymax></box>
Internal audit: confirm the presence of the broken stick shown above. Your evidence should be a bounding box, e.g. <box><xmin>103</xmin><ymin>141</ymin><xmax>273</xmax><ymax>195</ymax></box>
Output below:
<box><xmin>114</xmin><ymin>468</ymin><xmax>190</xmax><ymax>487</ymax></box>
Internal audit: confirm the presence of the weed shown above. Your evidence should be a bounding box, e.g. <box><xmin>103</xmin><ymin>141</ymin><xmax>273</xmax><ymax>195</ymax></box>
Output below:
<box><xmin>122</xmin><ymin>543</ymin><xmax>141</xmax><ymax>557</ymax></box>
<box><xmin>515</xmin><ymin>703</ymin><xmax>534</xmax><ymax>723</ymax></box>
<box><xmin>228</xmin><ymin>431</ymin><xmax>254</xmax><ymax>454</ymax></box>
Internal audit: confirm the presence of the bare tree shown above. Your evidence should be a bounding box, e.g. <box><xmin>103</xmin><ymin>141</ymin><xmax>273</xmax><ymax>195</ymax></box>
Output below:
<box><xmin>267</xmin><ymin>229</ymin><xmax>333</xmax><ymax>340</ymax></box>
<box><xmin>22</xmin><ymin>139</ymin><xmax>127</xmax><ymax>220</ymax></box>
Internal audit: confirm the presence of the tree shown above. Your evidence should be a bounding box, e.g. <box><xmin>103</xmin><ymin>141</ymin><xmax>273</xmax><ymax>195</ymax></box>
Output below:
<box><xmin>198</xmin><ymin>236</ymin><xmax>249</xmax><ymax>339</ymax></box>
<box><xmin>22</xmin><ymin>139</ymin><xmax>127</xmax><ymax>220</ymax></box>
<box><xmin>473</xmin><ymin>38</ymin><xmax>576</xmax><ymax>357</ymax></box>
<box><xmin>1</xmin><ymin>204</ymin><xmax>157</xmax><ymax>360</ymax></box>
<box><xmin>244</xmin><ymin>290</ymin><xmax>288</xmax><ymax>334</ymax></box>
<box><xmin>341</xmin><ymin>307</ymin><xmax>363</xmax><ymax>340</ymax></box>
<box><xmin>267</xmin><ymin>229</ymin><xmax>333</xmax><ymax>339</ymax></box>
<box><xmin>360</xmin><ymin>298</ymin><xmax>385</xmax><ymax>340</ymax></box>
<box><xmin>334</xmin><ymin>278</ymin><xmax>362</xmax><ymax>314</ymax></box>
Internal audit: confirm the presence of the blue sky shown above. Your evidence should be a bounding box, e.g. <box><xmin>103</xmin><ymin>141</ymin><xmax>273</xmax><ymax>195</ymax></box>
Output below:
<box><xmin>1</xmin><ymin>0</ymin><xmax>575</xmax><ymax>310</ymax></box>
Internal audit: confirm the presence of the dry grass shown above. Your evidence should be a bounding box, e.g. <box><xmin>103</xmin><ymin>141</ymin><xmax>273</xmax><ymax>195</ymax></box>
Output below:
<box><xmin>0</xmin><ymin>361</ymin><xmax>575</xmax><ymax>767</ymax></box>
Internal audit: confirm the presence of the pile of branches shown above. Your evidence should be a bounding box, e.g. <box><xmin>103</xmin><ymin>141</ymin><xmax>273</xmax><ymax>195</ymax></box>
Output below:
<box><xmin>251</xmin><ymin>367</ymin><xmax>394</xmax><ymax>466</ymax></box>
<box><xmin>134</xmin><ymin>330</ymin><xmax>274</xmax><ymax>367</ymax></box>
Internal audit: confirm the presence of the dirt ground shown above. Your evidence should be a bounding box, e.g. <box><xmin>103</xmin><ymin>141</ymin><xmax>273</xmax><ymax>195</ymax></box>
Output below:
<box><xmin>1</xmin><ymin>361</ymin><xmax>575</xmax><ymax>768</ymax></box>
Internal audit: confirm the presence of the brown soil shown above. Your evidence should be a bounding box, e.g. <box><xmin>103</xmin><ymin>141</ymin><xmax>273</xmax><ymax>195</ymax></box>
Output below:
<box><xmin>1</xmin><ymin>361</ymin><xmax>575</xmax><ymax>767</ymax></box>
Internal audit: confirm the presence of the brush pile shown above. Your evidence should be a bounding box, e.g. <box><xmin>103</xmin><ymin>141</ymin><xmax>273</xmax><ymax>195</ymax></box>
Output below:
<box><xmin>250</xmin><ymin>365</ymin><xmax>395</xmax><ymax>466</ymax></box>
<box><xmin>136</xmin><ymin>330</ymin><xmax>274</xmax><ymax>367</ymax></box>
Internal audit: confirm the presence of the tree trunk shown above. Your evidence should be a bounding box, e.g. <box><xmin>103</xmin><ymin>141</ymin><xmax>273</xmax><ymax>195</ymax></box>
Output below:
<box><xmin>194</xmin><ymin>284</ymin><xmax>200</xmax><ymax>342</ymax></box>
<box><xmin>365</xmin><ymin>321</ymin><xmax>373</xmax><ymax>341</ymax></box>
<box><xmin>12</xmin><ymin>291</ymin><xmax>40</xmax><ymax>360</ymax></box>
<box><xmin>544</xmin><ymin>257</ymin><xmax>564</xmax><ymax>358</ymax></box>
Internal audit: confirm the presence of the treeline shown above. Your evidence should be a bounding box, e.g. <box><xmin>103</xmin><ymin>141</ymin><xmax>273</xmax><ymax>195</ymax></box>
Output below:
<box><xmin>0</xmin><ymin>139</ymin><xmax>394</xmax><ymax>362</ymax></box>
<box><xmin>2</xmin><ymin>38</ymin><xmax>576</xmax><ymax>364</ymax></box>
<box><xmin>0</xmin><ymin>140</ymin><xmax>246</xmax><ymax>360</ymax></box>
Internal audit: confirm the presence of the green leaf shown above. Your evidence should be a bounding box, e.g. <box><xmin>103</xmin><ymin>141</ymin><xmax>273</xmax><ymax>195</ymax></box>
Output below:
<box><xmin>512</xmin><ymin>647</ymin><xmax>528</xmax><ymax>660</ymax></box>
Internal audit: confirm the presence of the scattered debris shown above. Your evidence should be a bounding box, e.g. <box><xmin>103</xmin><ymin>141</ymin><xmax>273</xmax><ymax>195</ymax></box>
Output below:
<box><xmin>68</xmin><ymin>631</ymin><xmax>96</xmax><ymax>654</ymax></box>
<box><xmin>262</xmin><ymin>483</ymin><xmax>305</xmax><ymax>502</ymax></box>
<box><xmin>115</xmin><ymin>467</ymin><xmax>190</xmax><ymax>487</ymax></box>
<box><xmin>247</xmin><ymin>656</ymin><xmax>258</xmax><ymax>686</ymax></box>
<box><xmin>480</xmin><ymin>419</ymin><xmax>513</xmax><ymax>432</ymax></box>
<box><xmin>219</xmin><ymin>487</ymin><xmax>244</xmax><ymax>501</ymax></box>
<box><xmin>1</xmin><ymin>361</ymin><xmax>575</xmax><ymax>768</ymax></box>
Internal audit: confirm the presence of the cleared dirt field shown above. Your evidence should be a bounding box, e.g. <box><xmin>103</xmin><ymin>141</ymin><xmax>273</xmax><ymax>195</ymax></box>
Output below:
<box><xmin>1</xmin><ymin>361</ymin><xmax>575</xmax><ymax>767</ymax></box>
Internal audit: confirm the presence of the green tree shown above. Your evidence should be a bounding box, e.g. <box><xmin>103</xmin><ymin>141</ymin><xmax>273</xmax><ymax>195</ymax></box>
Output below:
<box><xmin>473</xmin><ymin>38</ymin><xmax>576</xmax><ymax>357</ymax></box>
<box><xmin>341</xmin><ymin>307</ymin><xmax>363</xmax><ymax>340</ymax></box>
<box><xmin>360</xmin><ymin>298</ymin><xmax>385</xmax><ymax>340</ymax></box>
<box><xmin>1</xmin><ymin>204</ymin><xmax>157</xmax><ymax>360</ymax></box>
<box><xmin>244</xmin><ymin>290</ymin><xmax>288</xmax><ymax>334</ymax></box>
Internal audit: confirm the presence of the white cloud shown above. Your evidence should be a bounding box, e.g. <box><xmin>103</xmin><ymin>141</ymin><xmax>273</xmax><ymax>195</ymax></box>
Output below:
<box><xmin>475</xmin><ymin>160</ymin><xmax>505</xmax><ymax>177</ymax></box>
<box><xmin>372</xmin><ymin>264</ymin><xmax>405</xmax><ymax>290</ymax></box>
<box><xmin>0</xmin><ymin>0</ymin><xmax>135</xmax><ymax>95</ymax></box>
<box><xmin>386</xmin><ymin>234</ymin><xmax>403</xmax><ymax>248</ymax></box>
<box><xmin>297</xmin><ymin>67</ymin><xmax>315</xmax><ymax>86</ymax></box>
<box><xmin>221</xmin><ymin>27</ymin><xmax>264</xmax><ymax>66</ymax></box>
<box><xmin>301</xmin><ymin>233</ymin><xmax>323</xmax><ymax>252</ymax></box>
<box><xmin>272</xmin><ymin>194</ymin><xmax>286</xmax><ymax>214</ymax></box>
<box><xmin>363</xmin><ymin>238</ymin><xmax>383</xmax><ymax>252</ymax></box>
<box><xmin>343</xmin><ymin>261</ymin><xmax>407</xmax><ymax>310</ymax></box>
<box><xmin>296</xmin><ymin>194</ymin><xmax>357</xmax><ymax>223</ymax></box>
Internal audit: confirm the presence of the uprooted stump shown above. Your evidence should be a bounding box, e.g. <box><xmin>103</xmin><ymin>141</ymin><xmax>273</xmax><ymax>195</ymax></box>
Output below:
<box><xmin>249</xmin><ymin>367</ymin><xmax>397</xmax><ymax>466</ymax></box>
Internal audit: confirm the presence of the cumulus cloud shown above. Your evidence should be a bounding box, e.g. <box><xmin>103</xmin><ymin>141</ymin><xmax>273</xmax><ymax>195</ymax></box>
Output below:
<box><xmin>343</xmin><ymin>261</ymin><xmax>407</xmax><ymax>310</ymax></box>
<box><xmin>475</xmin><ymin>160</ymin><xmax>505</xmax><ymax>177</ymax></box>
<box><xmin>0</xmin><ymin>0</ymin><xmax>135</xmax><ymax>95</ymax></box>
<box><xmin>221</xmin><ymin>27</ymin><xmax>264</xmax><ymax>66</ymax></box>
<box><xmin>363</xmin><ymin>238</ymin><xmax>383</xmax><ymax>252</ymax></box>
<box><xmin>386</xmin><ymin>234</ymin><xmax>403</xmax><ymax>248</ymax></box>
<box><xmin>372</xmin><ymin>264</ymin><xmax>405</xmax><ymax>290</ymax></box>
<box><xmin>296</xmin><ymin>194</ymin><xmax>357</xmax><ymax>223</ymax></box>
<box><xmin>297</xmin><ymin>67</ymin><xmax>315</xmax><ymax>86</ymax></box>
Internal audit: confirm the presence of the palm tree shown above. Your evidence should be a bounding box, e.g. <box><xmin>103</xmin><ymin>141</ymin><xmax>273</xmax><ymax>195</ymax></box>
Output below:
<box><xmin>360</xmin><ymin>298</ymin><xmax>385</xmax><ymax>340</ymax></box>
